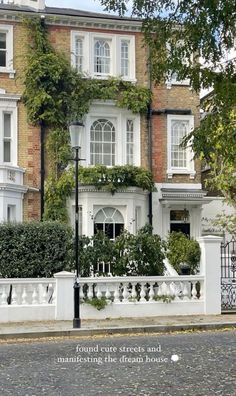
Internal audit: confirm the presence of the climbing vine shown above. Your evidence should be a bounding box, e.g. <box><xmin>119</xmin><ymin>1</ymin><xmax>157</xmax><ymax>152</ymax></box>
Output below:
<box><xmin>23</xmin><ymin>17</ymin><xmax>152</xmax><ymax>222</ymax></box>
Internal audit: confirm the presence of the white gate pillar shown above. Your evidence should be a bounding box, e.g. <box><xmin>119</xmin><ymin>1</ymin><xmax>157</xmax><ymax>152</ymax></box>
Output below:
<box><xmin>197</xmin><ymin>235</ymin><xmax>222</xmax><ymax>315</ymax></box>
<box><xmin>54</xmin><ymin>271</ymin><xmax>75</xmax><ymax>320</ymax></box>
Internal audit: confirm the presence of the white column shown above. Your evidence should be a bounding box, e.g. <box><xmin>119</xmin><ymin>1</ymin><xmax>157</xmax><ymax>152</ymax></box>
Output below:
<box><xmin>197</xmin><ymin>235</ymin><xmax>222</xmax><ymax>315</ymax></box>
<box><xmin>54</xmin><ymin>271</ymin><xmax>75</xmax><ymax>320</ymax></box>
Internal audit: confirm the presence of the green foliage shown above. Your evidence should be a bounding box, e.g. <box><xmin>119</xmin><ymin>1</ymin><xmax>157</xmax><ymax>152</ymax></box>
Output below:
<box><xmin>165</xmin><ymin>232</ymin><xmax>201</xmax><ymax>274</ymax></box>
<box><xmin>184</xmin><ymin>108</ymin><xmax>236</xmax><ymax>206</ymax></box>
<box><xmin>153</xmin><ymin>295</ymin><xmax>175</xmax><ymax>303</ymax></box>
<box><xmin>79</xmin><ymin>232</ymin><xmax>115</xmax><ymax>276</ymax></box>
<box><xmin>85</xmin><ymin>297</ymin><xmax>108</xmax><ymax>310</ymax></box>
<box><xmin>23</xmin><ymin>17</ymin><xmax>152</xmax><ymax>220</ymax></box>
<box><xmin>100</xmin><ymin>0</ymin><xmax>236</xmax><ymax>205</ymax></box>
<box><xmin>78</xmin><ymin>164</ymin><xmax>155</xmax><ymax>194</ymax></box>
<box><xmin>23</xmin><ymin>18</ymin><xmax>151</xmax><ymax>128</ymax></box>
<box><xmin>210</xmin><ymin>214</ymin><xmax>236</xmax><ymax>237</ymax></box>
<box><xmin>44</xmin><ymin>164</ymin><xmax>154</xmax><ymax>223</ymax></box>
<box><xmin>113</xmin><ymin>224</ymin><xmax>165</xmax><ymax>276</ymax></box>
<box><xmin>0</xmin><ymin>222</ymin><xmax>73</xmax><ymax>278</ymax></box>
<box><xmin>79</xmin><ymin>225</ymin><xmax>165</xmax><ymax>277</ymax></box>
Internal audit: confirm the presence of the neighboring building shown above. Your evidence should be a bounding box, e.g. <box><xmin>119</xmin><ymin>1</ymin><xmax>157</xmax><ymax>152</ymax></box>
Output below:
<box><xmin>0</xmin><ymin>0</ymin><xmax>208</xmax><ymax>239</ymax></box>
<box><xmin>151</xmin><ymin>78</ymin><xmax>207</xmax><ymax>239</ymax></box>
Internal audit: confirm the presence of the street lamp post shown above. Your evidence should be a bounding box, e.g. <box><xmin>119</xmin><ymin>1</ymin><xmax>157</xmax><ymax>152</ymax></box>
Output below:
<box><xmin>69</xmin><ymin>121</ymin><xmax>84</xmax><ymax>329</ymax></box>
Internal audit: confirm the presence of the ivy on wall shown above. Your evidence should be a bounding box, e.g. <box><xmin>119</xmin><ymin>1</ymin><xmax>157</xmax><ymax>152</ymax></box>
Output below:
<box><xmin>23</xmin><ymin>17</ymin><xmax>152</xmax><ymax>222</ymax></box>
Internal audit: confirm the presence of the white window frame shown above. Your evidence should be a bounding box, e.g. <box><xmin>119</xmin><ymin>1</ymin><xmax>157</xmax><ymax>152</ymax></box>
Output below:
<box><xmin>126</xmin><ymin>118</ymin><xmax>135</xmax><ymax>165</ymax></box>
<box><xmin>90</xmin><ymin>118</ymin><xmax>116</xmax><ymax>166</ymax></box>
<box><xmin>83</xmin><ymin>102</ymin><xmax>140</xmax><ymax>167</ymax></box>
<box><xmin>93</xmin><ymin>36</ymin><xmax>112</xmax><ymax>77</ymax></box>
<box><xmin>71</xmin><ymin>31</ymin><xmax>90</xmax><ymax>74</ymax></box>
<box><xmin>0</xmin><ymin>97</ymin><xmax>18</xmax><ymax>166</ymax></box>
<box><xmin>71</xmin><ymin>31</ymin><xmax>136</xmax><ymax>81</ymax></box>
<box><xmin>166</xmin><ymin>41</ymin><xmax>190</xmax><ymax>88</ymax></box>
<box><xmin>0</xmin><ymin>25</ymin><xmax>14</xmax><ymax>76</ymax></box>
<box><xmin>167</xmin><ymin>114</ymin><xmax>195</xmax><ymax>179</ymax></box>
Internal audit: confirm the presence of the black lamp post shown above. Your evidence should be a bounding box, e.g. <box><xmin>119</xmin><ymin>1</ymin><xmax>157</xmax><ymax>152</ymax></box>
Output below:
<box><xmin>69</xmin><ymin>121</ymin><xmax>84</xmax><ymax>329</ymax></box>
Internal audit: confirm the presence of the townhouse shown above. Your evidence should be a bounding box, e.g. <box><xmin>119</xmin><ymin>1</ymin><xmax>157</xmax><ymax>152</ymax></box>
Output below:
<box><xmin>0</xmin><ymin>0</ymin><xmax>207</xmax><ymax>239</ymax></box>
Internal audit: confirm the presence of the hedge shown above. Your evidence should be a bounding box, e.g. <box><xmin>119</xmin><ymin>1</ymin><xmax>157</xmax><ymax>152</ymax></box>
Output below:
<box><xmin>0</xmin><ymin>222</ymin><xmax>73</xmax><ymax>278</ymax></box>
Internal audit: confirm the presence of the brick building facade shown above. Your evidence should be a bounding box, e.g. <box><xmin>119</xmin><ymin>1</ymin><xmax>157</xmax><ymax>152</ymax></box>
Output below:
<box><xmin>0</xmin><ymin>0</ymin><xmax>206</xmax><ymax>238</ymax></box>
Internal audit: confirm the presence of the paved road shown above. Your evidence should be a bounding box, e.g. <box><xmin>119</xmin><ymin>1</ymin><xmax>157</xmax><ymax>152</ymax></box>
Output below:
<box><xmin>0</xmin><ymin>330</ymin><xmax>235</xmax><ymax>396</ymax></box>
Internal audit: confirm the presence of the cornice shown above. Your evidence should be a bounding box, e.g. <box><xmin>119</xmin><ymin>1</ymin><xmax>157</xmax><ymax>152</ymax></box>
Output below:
<box><xmin>0</xmin><ymin>183</ymin><xmax>28</xmax><ymax>193</ymax></box>
<box><xmin>0</xmin><ymin>9</ymin><xmax>142</xmax><ymax>32</ymax></box>
<box><xmin>72</xmin><ymin>185</ymin><xmax>149</xmax><ymax>195</ymax></box>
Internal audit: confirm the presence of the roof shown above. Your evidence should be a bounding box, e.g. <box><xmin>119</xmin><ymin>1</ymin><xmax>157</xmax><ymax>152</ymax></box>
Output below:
<box><xmin>0</xmin><ymin>4</ymin><xmax>140</xmax><ymax>23</ymax></box>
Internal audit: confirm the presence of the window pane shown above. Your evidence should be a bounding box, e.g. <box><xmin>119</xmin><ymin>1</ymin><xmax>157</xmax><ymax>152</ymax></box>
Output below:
<box><xmin>4</xmin><ymin>141</ymin><xmax>11</xmax><ymax>162</ymax></box>
<box><xmin>90</xmin><ymin>119</ymin><xmax>115</xmax><ymax>165</ymax></box>
<box><xmin>94</xmin><ymin>39</ymin><xmax>110</xmax><ymax>74</ymax></box>
<box><xmin>121</xmin><ymin>41</ymin><xmax>129</xmax><ymax>77</ymax></box>
<box><xmin>171</xmin><ymin>120</ymin><xmax>188</xmax><ymax>167</ymax></box>
<box><xmin>4</xmin><ymin>113</ymin><xmax>11</xmax><ymax>137</ymax></box>
<box><xmin>0</xmin><ymin>51</ymin><xmax>6</xmax><ymax>67</ymax></box>
<box><xmin>75</xmin><ymin>37</ymin><xmax>83</xmax><ymax>72</ymax></box>
<box><xmin>0</xmin><ymin>33</ymin><xmax>6</xmax><ymax>49</ymax></box>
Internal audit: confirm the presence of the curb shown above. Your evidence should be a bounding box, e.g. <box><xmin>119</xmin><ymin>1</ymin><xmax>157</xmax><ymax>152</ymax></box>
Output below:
<box><xmin>0</xmin><ymin>322</ymin><xmax>235</xmax><ymax>341</ymax></box>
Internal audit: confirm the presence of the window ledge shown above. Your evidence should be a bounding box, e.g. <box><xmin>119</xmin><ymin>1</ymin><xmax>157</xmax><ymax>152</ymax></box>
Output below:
<box><xmin>166</xmin><ymin>79</ymin><xmax>190</xmax><ymax>89</ymax></box>
<box><xmin>0</xmin><ymin>68</ymin><xmax>16</xmax><ymax>79</ymax></box>
<box><xmin>167</xmin><ymin>169</ymin><xmax>196</xmax><ymax>179</ymax></box>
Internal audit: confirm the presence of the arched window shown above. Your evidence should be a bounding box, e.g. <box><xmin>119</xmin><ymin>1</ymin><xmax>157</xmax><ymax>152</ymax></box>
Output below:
<box><xmin>94</xmin><ymin>40</ymin><xmax>110</xmax><ymax>75</ymax></box>
<box><xmin>90</xmin><ymin>119</ymin><xmax>115</xmax><ymax>166</ymax></box>
<box><xmin>94</xmin><ymin>207</ymin><xmax>124</xmax><ymax>239</ymax></box>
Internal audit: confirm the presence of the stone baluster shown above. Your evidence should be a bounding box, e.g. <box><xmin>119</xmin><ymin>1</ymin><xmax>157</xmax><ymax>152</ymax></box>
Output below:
<box><xmin>11</xmin><ymin>285</ymin><xmax>17</xmax><ymax>305</ymax></box>
<box><xmin>42</xmin><ymin>284</ymin><xmax>48</xmax><ymax>304</ymax></box>
<box><xmin>199</xmin><ymin>280</ymin><xmax>204</xmax><ymax>300</ymax></box>
<box><xmin>157</xmin><ymin>282</ymin><xmax>163</xmax><ymax>297</ymax></box>
<box><xmin>48</xmin><ymin>283</ymin><xmax>54</xmax><ymax>304</ymax></box>
<box><xmin>105</xmin><ymin>285</ymin><xmax>111</xmax><ymax>300</ymax></box>
<box><xmin>182</xmin><ymin>281</ymin><xmax>190</xmax><ymax>300</ymax></box>
<box><xmin>80</xmin><ymin>283</ymin><xmax>85</xmax><ymax>302</ymax></box>
<box><xmin>87</xmin><ymin>284</ymin><xmax>93</xmax><ymax>300</ymax></box>
<box><xmin>165</xmin><ymin>282</ymin><xmax>171</xmax><ymax>297</ymax></box>
<box><xmin>191</xmin><ymin>281</ymin><xmax>198</xmax><ymax>300</ymax></box>
<box><xmin>32</xmin><ymin>285</ymin><xmax>38</xmax><ymax>305</ymax></box>
<box><xmin>131</xmin><ymin>283</ymin><xmax>137</xmax><ymax>300</ymax></box>
<box><xmin>140</xmin><ymin>283</ymin><xmax>146</xmax><ymax>302</ymax></box>
<box><xmin>149</xmin><ymin>283</ymin><xmax>155</xmax><ymax>301</ymax></box>
<box><xmin>1</xmin><ymin>285</ymin><xmax>8</xmax><ymax>305</ymax></box>
<box><xmin>96</xmin><ymin>283</ymin><xmax>102</xmax><ymax>299</ymax></box>
<box><xmin>169</xmin><ymin>282</ymin><xmax>176</xmax><ymax>299</ymax></box>
<box><xmin>122</xmin><ymin>283</ymin><xmax>129</xmax><ymax>303</ymax></box>
<box><xmin>21</xmin><ymin>286</ymin><xmax>28</xmax><ymax>305</ymax></box>
<box><xmin>113</xmin><ymin>283</ymin><xmax>120</xmax><ymax>303</ymax></box>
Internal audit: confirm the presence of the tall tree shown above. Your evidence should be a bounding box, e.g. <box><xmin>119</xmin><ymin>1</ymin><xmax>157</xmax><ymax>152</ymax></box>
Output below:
<box><xmin>101</xmin><ymin>0</ymin><xmax>236</xmax><ymax>205</ymax></box>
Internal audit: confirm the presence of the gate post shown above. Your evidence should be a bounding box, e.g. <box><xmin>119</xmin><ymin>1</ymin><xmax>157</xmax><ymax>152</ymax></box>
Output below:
<box><xmin>54</xmin><ymin>271</ymin><xmax>75</xmax><ymax>320</ymax></box>
<box><xmin>197</xmin><ymin>235</ymin><xmax>223</xmax><ymax>315</ymax></box>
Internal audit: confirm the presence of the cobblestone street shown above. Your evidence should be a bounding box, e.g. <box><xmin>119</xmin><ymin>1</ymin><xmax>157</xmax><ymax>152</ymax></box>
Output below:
<box><xmin>0</xmin><ymin>330</ymin><xmax>235</xmax><ymax>396</ymax></box>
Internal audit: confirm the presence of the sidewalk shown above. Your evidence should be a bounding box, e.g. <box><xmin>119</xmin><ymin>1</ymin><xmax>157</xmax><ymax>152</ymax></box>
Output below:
<box><xmin>0</xmin><ymin>314</ymin><xmax>235</xmax><ymax>340</ymax></box>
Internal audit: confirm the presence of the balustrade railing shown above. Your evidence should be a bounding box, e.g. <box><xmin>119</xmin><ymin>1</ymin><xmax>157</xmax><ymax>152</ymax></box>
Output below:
<box><xmin>79</xmin><ymin>275</ymin><xmax>204</xmax><ymax>303</ymax></box>
<box><xmin>0</xmin><ymin>279</ymin><xmax>56</xmax><ymax>306</ymax></box>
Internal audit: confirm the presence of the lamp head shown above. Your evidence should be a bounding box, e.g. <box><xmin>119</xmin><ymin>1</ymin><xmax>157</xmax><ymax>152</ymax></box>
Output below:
<box><xmin>69</xmin><ymin>121</ymin><xmax>84</xmax><ymax>149</ymax></box>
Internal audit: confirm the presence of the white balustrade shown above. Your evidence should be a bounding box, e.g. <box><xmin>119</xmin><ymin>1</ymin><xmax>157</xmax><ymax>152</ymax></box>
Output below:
<box><xmin>79</xmin><ymin>275</ymin><xmax>204</xmax><ymax>304</ymax></box>
<box><xmin>0</xmin><ymin>279</ymin><xmax>56</xmax><ymax>307</ymax></box>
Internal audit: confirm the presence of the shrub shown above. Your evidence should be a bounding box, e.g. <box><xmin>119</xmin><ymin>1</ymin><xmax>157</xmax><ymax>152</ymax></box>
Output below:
<box><xmin>0</xmin><ymin>222</ymin><xmax>73</xmax><ymax>278</ymax></box>
<box><xmin>79</xmin><ymin>232</ymin><xmax>115</xmax><ymax>276</ymax></box>
<box><xmin>165</xmin><ymin>232</ymin><xmax>201</xmax><ymax>274</ymax></box>
<box><xmin>113</xmin><ymin>224</ymin><xmax>165</xmax><ymax>276</ymax></box>
<box><xmin>79</xmin><ymin>225</ymin><xmax>165</xmax><ymax>277</ymax></box>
